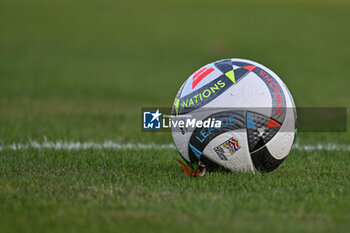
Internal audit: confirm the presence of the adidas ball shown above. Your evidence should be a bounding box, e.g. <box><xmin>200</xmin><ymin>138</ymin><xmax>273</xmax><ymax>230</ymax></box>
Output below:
<box><xmin>171</xmin><ymin>58</ymin><xmax>296</xmax><ymax>174</ymax></box>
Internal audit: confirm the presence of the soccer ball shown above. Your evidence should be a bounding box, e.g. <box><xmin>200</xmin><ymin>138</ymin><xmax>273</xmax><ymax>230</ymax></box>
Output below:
<box><xmin>171</xmin><ymin>58</ymin><xmax>296</xmax><ymax>174</ymax></box>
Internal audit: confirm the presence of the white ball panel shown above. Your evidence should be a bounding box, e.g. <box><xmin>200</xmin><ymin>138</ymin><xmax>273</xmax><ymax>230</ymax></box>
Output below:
<box><xmin>203</xmin><ymin>131</ymin><xmax>254</xmax><ymax>172</ymax></box>
<box><xmin>265</xmin><ymin>132</ymin><xmax>294</xmax><ymax>160</ymax></box>
<box><xmin>172</xmin><ymin>131</ymin><xmax>190</xmax><ymax>162</ymax></box>
<box><xmin>265</xmin><ymin>103</ymin><xmax>295</xmax><ymax>160</ymax></box>
<box><xmin>204</xmin><ymin>72</ymin><xmax>272</xmax><ymax>118</ymax></box>
<box><xmin>171</xmin><ymin>115</ymin><xmax>192</xmax><ymax>162</ymax></box>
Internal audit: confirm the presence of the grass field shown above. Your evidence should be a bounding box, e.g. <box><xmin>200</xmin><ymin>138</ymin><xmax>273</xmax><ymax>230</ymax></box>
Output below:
<box><xmin>1</xmin><ymin>0</ymin><xmax>350</xmax><ymax>232</ymax></box>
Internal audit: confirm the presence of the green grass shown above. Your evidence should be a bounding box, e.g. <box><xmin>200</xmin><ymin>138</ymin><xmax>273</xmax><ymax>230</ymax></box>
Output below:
<box><xmin>1</xmin><ymin>0</ymin><xmax>350</xmax><ymax>232</ymax></box>
<box><xmin>0</xmin><ymin>148</ymin><xmax>349</xmax><ymax>233</ymax></box>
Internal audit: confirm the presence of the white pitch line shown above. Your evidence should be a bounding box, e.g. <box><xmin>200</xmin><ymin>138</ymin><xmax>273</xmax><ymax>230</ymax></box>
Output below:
<box><xmin>292</xmin><ymin>143</ymin><xmax>350</xmax><ymax>152</ymax></box>
<box><xmin>0</xmin><ymin>140</ymin><xmax>349</xmax><ymax>152</ymax></box>
<box><xmin>0</xmin><ymin>140</ymin><xmax>176</xmax><ymax>151</ymax></box>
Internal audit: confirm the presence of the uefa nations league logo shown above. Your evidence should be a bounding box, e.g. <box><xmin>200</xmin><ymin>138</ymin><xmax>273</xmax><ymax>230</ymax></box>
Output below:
<box><xmin>143</xmin><ymin>109</ymin><xmax>162</xmax><ymax>129</ymax></box>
